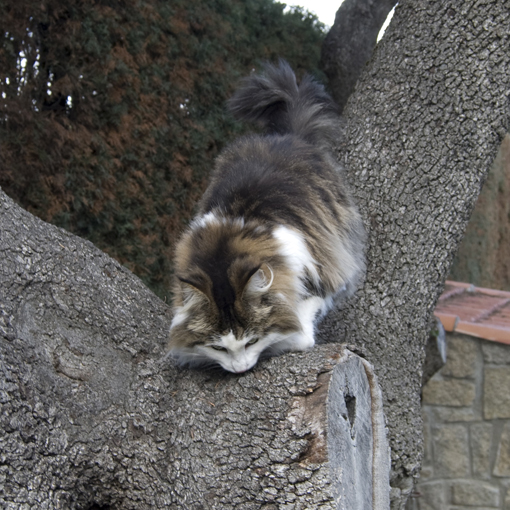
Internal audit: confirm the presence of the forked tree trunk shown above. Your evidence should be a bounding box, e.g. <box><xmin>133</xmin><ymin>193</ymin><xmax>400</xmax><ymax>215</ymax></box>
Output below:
<box><xmin>1</xmin><ymin>0</ymin><xmax>509</xmax><ymax>509</ymax></box>
<box><xmin>320</xmin><ymin>0</ymin><xmax>510</xmax><ymax>506</ymax></box>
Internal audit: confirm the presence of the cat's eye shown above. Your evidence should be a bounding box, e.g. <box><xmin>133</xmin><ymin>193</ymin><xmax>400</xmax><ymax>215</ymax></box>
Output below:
<box><xmin>210</xmin><ymin>345</ymin><xmax>227</xmax><ymax>351</ymax></box>
<box><xmin>246</xmin><ymin>338</ymin><xmax>259</xmax><ymax>346</ymax></box>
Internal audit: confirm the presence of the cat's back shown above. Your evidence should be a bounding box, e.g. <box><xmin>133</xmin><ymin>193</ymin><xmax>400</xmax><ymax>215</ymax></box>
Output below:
<box><xmin>198</xmin><ymin>132</ymin><xmax>347</xmax><ymax>226</ymax></box>
<box><xmin>179</xmin><ymin>61</ymin><xmax>366</xmax><ymax>298</ymax></box>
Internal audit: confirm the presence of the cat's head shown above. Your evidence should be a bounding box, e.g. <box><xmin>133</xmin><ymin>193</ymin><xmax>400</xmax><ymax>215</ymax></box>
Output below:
<box><xmin>168</xmin><ymin>219</ymin><xmax>302</xmax><ymax>373</ymax></box>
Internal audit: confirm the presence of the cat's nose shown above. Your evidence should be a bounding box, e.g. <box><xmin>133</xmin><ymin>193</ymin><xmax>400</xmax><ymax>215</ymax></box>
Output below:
<box><xmin>232</xmin><ymin>363</ymin><xmax>247</xmax><ymax>373</ymax></box>
<box><xmin>231</xmin><ymin>359</ymin><xmax>250</xmax><ymax>373</ymax></box>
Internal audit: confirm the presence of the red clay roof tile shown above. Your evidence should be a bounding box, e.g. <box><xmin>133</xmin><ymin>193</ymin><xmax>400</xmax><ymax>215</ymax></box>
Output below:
<box><xmin>435</xmin><ymin>281</ymin><xmax>510</xmax><ymax>345</ymax></box>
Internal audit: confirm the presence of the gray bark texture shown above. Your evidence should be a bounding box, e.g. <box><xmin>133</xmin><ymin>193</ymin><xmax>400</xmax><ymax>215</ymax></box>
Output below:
<box><xmin>0</xmin><ymin>187</ymin><xmax>391</xmax><ymax>509</ymax></box>
<box><xmin>321</xmin><ymin>0</ymin><xmax>397</xmax><ymax>111</ymax></box>
<box><xmin>318</xmin><ymin>0</ymin><xmax>510</xmax><ymax>507</ymax></box>
<box><xmin>1</xmin><ymin>0</ymin><xmax>510</xmax><ymax>508</ymax></box>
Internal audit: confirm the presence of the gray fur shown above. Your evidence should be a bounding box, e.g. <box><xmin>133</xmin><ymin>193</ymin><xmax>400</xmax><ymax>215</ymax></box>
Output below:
<box><xmin>168</xmin><ymin>61</ymin><xmax>366</xmax><ymax>373</ymax></box>
<box><xmin>228</xmin><ymin>60</ymin><xmax>340</xmax><ymax>149</ymax></box>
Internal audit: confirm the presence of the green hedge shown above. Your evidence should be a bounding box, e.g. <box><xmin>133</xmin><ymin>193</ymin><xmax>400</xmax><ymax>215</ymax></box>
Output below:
<box><xmin>0</xmin><ymin>0</ymin><xmax>325</xmax><ymax>300</ymax></box>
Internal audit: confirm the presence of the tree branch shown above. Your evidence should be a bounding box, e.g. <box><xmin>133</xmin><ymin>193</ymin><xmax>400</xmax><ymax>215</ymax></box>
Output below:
<box><xmin>0</xmin><ymin>189</ymin><xmax>389</xmax><ymax>509</ymax></box>
<box><xmin>321</xmin><ymin>0</ymin><xmax>397</xmax><ymax>111</ymax></box>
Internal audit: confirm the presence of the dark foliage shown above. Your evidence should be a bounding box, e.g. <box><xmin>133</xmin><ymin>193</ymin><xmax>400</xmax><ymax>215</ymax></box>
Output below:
<box><xmin>0</xmin><ymin>0</ymin><xmax>325</xmax><ymax>300</ymax></box>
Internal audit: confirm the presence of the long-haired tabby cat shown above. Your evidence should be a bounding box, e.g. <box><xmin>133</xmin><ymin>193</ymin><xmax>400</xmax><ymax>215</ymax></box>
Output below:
<box><xmin>168</xmin><ymin>61</ymin><xmax>366</xmax><ymax>373</ymax></box>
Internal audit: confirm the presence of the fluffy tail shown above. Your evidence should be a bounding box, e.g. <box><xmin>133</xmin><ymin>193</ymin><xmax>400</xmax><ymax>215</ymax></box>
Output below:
<box><xmin>228</xmin><ymin>60</ymin><xmax>340</xmax><ymax>148</ymax></box>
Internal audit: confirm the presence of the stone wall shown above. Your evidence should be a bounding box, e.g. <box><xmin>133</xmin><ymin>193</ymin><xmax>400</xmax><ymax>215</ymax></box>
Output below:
<box><xmin>410</xmin><ymin>333</ymin><xmax>510</xmax><ymax>509</ymax></box>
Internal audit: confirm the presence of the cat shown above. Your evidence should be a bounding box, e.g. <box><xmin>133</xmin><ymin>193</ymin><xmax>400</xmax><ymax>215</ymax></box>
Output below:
<box><xmin>167</xmin><ymin>61</ymin><xmax>366</xmax><ymax>373</ymax></box>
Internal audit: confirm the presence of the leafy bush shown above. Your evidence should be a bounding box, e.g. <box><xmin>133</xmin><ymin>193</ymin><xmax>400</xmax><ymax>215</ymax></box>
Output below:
<box><xmin>0</xmin><ymin>0</ymin><xmax>325</xmax><ymax>300</ymax></box>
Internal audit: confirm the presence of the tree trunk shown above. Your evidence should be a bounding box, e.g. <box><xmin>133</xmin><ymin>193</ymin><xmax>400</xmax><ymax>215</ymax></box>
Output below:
<box><xmin>1</xmin><ymin>0</ymin><xmax>509</xmax><ymax>508</ymax></box>
<box><xmin>0</xmin><ymin>189</ymin><xmax>391</xmax><ymax>508</ymax></box>
<box><xmin>319</xmin><ymin>0</ymin><xmax>510</xmax><ymax>506</ymax></box>
<box><xmin>321</xmin><ymin>0</ymin><xmax>397</xmax><ymax>112</ymax></box>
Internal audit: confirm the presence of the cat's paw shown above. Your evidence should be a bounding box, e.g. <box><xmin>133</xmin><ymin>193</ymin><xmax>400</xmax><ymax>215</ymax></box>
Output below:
<box><xmin>290</xmin><ymin>333</ymin><xmax>315</xmax><ymax>351</ymax></box>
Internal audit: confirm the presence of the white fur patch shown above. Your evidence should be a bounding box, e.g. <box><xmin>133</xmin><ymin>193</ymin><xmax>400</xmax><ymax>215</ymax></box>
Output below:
<box><xmin>169</xmin><ymin>287</ymin><xmax>205</xmax><ymax>330</ymax></box>
<box><xmin>271</xmin><ymin>295</ymin><xmax>330</xmax><ymax>352</ymax></box>
<box><xmin>198</xmin><ymin>331</ymin><xmax>277</xmax><ymax>373</ymax></box>
<box><xmin>191</xmin><ymin>210</ymin><xmax>245</xmax><ymax>230</ymax></box>
<box><xmin>273</xmin><ymin>225</ymin><xmax>321</xmax><ymax>286</ymax></box>
<box><xmin>170</xmin><ymin>309</ymin><xmax>188</xmax><ymax>329</ymax></box>
<box><xmin>191</xmin><ymin>210</ymin><xmax>220</xmax><ymax>229</ymax></box>
<box><xmin>296</xmin><ymin>295</ymin><xmax>328</xmax><ymax>343</ymax></box>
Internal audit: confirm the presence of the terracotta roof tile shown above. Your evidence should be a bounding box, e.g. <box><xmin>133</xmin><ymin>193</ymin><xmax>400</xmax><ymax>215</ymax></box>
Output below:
<box><xmin>435</xmin><ymin>281</ymin><xmax>510</xmax><ymax>345</ymax></box>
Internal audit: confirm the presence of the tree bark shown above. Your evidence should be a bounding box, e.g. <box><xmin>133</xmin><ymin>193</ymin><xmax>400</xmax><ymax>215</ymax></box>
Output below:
<box><xmin>319</xmin><ymin>0</ymin><xmax>510</xmax><ymax>506</ymax></box>
<box><xmin>321</xmin><ymin>0</ymin><xmax>397</xmax><ymax>111</ymax></box>
<box><xmin>1</xmin><ymin>0</ymin><xmax>509</xmax><ymax>508</ymax></box>
<box><xmin>0</xmin><ymin>189</ymin><xmax>390</xmax><ymax>509</ymax></box>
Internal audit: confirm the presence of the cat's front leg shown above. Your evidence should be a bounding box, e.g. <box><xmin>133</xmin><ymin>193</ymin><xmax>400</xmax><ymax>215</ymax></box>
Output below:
<box><xmin>288</xmin><ymin>330</ymin><xmax>315</xmax><ymax>351</ymax></box>
<box><xmin>288</xmin><ymin>295</ymin><xmax>330</xmax><ymax>351</ymax></box>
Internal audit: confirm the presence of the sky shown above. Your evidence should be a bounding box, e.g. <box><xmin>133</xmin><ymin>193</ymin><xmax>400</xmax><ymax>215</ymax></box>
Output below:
<box><xmin>289</xmin><ymin>0</ymin><xmax>396</xmax><ymax>40</ymax></box>
<box><xmin>288</xmin><ymin>0</ymin><xmax>345</xmax><ymax>28</ymax></box>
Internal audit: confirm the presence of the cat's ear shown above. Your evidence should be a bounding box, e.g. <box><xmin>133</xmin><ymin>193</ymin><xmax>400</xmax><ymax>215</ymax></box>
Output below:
<box><xmin>178</xmin><ymin>275</ymin><xmax>210</xmax><ymax>303</ymax></box>
<box><xmin>244</xmin><ymin>263</ymin><xmax>274</xmax><ymax>296</ymax></box>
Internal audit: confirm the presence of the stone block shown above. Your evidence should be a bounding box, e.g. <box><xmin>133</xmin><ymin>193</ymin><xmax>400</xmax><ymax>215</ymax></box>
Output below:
<box><xmin>442</xmin><ymin>334</ymin><xmax>478</xmax><ymax>378</ymax></box>
<box><xmin>432</xmin><ymin>424</ymin><xmax>470</xmax><ymax>478</ymax></box>
<box><xmin>431</xmin><ymin>406</ymin><xmax>479</xmax><ymax>423</ymax></box>
<box><xmin>484</xmin><ymin>367</ymin><xmax>510</xmax><ymax>419</ymax></box>
<box><xmin>447</xmin><ymin>508</ymin><xmax>501</xmax><ymax>510</ymax></box>
<box><xmin>471</xmin><ymin>422</ymin><xmax>493</xmax><ymax>479</ymax></box>
<box><xmin>482</xmin><ymin>341</ymin><xmax>510</xmax><ymax>365</ymax></box>
<box><xmin>423</xmin><ymin>378</ymin><xmax>475</xmax><ymax>407</ymax></box>
<box><xmin>451</xmin><ymin>480</ymin><xmax>500</xmax><ymax>507</ymax></box>
<box><xmin>415</xmin><ymin>480</ymin><xmax>446</xmax><ymax>510</ymax></box>
<box><xmin>494</xmin><ymin>421</ymin><xmax>510</xmax><ymax>477</ymax></box>
<box><xmin>419</xmin><ymin>466</ymin><xmax>433</xmax><ymax>481</ymax></box>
